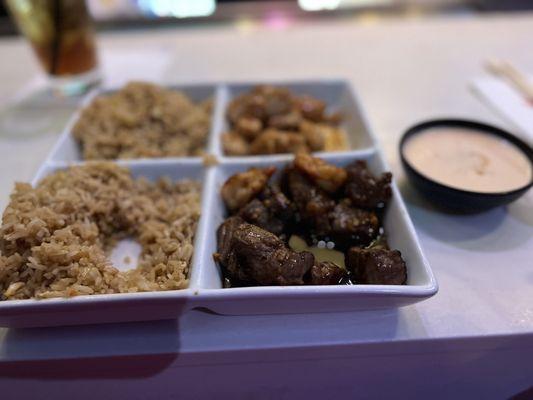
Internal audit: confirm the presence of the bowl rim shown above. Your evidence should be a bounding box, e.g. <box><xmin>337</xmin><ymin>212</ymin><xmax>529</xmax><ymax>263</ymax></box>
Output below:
<box><xmin>399</xmin><ymin>118</ymin><xmax>533</xmax><ymax>197</ymax></box>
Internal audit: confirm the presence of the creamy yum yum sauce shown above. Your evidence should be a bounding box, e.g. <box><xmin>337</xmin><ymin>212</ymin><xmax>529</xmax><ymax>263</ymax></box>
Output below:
<box><xmin>404</xmin><ymin>127</ymin><xmax>532</xmax><ymax>193</ymax></box>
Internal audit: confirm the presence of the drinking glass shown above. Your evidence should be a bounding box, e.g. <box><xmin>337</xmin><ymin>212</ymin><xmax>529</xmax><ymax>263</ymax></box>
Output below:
<box><xmin>6</xmin><ymin>0</ymin><xmax>100</xmax><ymax>96</ymax></box>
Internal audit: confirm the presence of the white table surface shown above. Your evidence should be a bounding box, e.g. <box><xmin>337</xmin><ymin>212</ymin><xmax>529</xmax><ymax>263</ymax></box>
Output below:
<box><xmin>0</xmin><ymin>12</ymin><xmax>532</xmax><ymax>398</ymax></box>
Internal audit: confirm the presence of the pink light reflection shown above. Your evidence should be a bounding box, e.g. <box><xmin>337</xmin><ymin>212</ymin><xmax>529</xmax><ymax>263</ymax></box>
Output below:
<box><xmin>263</xmin><ymin>11</ymin><xmax>292</xmax><ymax>30</ymax></box>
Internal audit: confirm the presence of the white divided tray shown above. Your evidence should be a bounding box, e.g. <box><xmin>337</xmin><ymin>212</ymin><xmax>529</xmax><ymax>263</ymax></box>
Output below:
<box><xmin>0</xmin><ymin>80</ymin><xmax>437</xmax><ymax>327</ymax></box>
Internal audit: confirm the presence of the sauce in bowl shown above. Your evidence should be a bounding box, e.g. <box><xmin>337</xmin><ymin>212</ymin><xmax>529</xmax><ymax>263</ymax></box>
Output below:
<box><xmin>404</xmin><ymin>127</ymin><xmax>532</xmax><ymax>193</ymax></box>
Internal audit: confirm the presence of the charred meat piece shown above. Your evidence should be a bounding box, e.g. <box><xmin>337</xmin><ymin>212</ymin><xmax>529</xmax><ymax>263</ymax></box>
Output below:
<box><xmin>239</xmin><ymin>199</ymin><xmax>285</xmax><ymax>237</ymax></box>
<box><xmin>214</xmin><ymin>216</ymin><xmax>251</xmax><ymax>283</ymax></box>
<box><xmin>307</xmin><ymin>261</ymin><xmax>346</xmax><ymax>285</ymax></box>
<box><xmin>227</xmin><ymin>92</ymin><xmax>266</xmax><ymax>124</ymax></box>
<box><xmin>250</xmin><ymin>129</ymin><xmax>309</xmax><ymax>155</ymax></box>
<box><xmin>285</xmin><ymin>167</ymin><xmax>335</xmax><ymax>235</ymax></box>
<box><xmin>235</xmin><ymin>117</ymin><xmax>263</xmax><ymax>139</ymax></box>
<box><xmin>268</xmin><ymin>110</ymin><xmax>302</xmax><ymax>131</ymax></box>
<box><xmin>345</xmin><ymin>161</ymin><xmax>392</xmax><ymax>209</ymax></box>
<box><xmin>253</xmin><ymin>85</ymin><xmax>293</xmax><ymax>118</ymax></box>
<box><xmin>346</xmin><ymin>246</ymin><xmax>407</xmax><ymax>285</ymax></box>
<box><xmin>239</xmin><ymin>185</ymin><xmax>295</xmax><ymax>237</ymax></box>
<box><xmin>214</xmin><ymin>216</ymin><xmax>246</xmax><ymax>272</ymax></box>
<box><xmin>216</xmin><ymin>217</ymin><xmax>243</xmax><ymax>263</ymax></box>
<box><xmin>260</xmin><ymin>185</ymin><xmax>293</xmax><ymax>219</ymax></box>
<box><xmin>222</xmin><ymin>132</ymin><xmax>250</xmax><ymax>156</ymax></box>
<box><xmin>294</xmin><ymin>152</ymin><xmax>347</xmax><ymax>193</ymax></box>
<box><xmin>295</xmin><ymin>95</ymin><xmax>326</xmax><ymax>122</ymax></box>
<box><xmin>226</xmin><ymin>86</ymin><xmax>292</xmax><ymax>125</ymax></box>
<box><xmin>221</xmin><ymin>167</ymin><xmax>275</xmax><ymax>212</ymax></box>
<box><xmin>328</xmin><ymin>199</ymin><xmax>380</xmax><ymax>247</ymax></box>
<box><xmin>231</xmin><ymin>223</ymin><xmax>315</xmax><ymax>285</ymax></box>
<box><xmin>239</xmin><ymin>199</ymin><xmax>270</xmax><ymax>230</ymax></box>
<box><xmin>299</xmin><ymin>120</ymin><xmax>326</xmax><ymax>151</ymax></box>
<box><xmin>300</xmin><ymin>120</ymin><xmax>347</xmax><ymax>153</ymax></box>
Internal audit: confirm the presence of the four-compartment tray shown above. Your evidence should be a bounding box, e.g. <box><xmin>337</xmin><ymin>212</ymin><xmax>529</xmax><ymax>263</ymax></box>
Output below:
<box><xmin>0</xmin><ymin>80</ymin><xmax>437</xmax><ymax>328</ymax></box>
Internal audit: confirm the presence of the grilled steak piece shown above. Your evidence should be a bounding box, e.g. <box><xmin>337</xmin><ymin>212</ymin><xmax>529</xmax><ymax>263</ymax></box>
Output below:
<box><xmin>345</xmin><ymin>160</ymin><xmax>392</xmax><ymax>209</ymax></box>
<box><xmin>346</xmin><ymin>246</ymin><xmax>407</xmax><ymax>285</ymax></box>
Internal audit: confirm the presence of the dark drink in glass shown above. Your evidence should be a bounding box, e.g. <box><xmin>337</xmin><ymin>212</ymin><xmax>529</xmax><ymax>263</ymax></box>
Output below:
<box><xmin>6</xmin><ymin>0</ymin><xmax>100</xmax><ymax>95</ymax></box>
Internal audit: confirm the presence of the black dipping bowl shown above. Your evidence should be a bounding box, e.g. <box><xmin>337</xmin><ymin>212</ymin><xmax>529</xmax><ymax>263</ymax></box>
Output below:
<box><xmin>400</xmin><ymin>119</ymin><xmax>533</xmax><ymax>213</ymax></box>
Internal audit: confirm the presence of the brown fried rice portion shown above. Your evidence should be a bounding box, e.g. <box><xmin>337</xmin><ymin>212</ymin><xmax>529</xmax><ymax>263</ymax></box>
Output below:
<box><xmin>0</xmin><ymin>163</ymin><xmax>200</xmax><ymax>300</ymax></box>
<box><xmin>73</xmin><ymin>81</ymin><xmax>212</xmax><ymax>159</ymax></box>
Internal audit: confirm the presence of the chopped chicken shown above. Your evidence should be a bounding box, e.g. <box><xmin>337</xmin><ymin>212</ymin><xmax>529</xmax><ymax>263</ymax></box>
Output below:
<box><xmin>221</xmin><ymin>167</ymin><xmax>276</xmax><ymax>211</ymax></box>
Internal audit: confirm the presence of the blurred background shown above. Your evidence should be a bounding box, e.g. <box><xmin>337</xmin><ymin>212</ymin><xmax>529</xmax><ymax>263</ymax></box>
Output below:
<box><xmin>1</xmin><ymin>0</ymin><xmax>532</xmax><ymax>35</ymax></box>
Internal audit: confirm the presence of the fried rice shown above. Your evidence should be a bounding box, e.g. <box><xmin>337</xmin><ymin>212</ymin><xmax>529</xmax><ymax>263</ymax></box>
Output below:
<box><xmin>73</xmin><ymin>81</ymin><xmax>212</xmax><ymax>159</ymax></box>
<box><xmin>0</xmin><ymin>163</ymin><xmax>200</xmax><ymax>300</ymax></box>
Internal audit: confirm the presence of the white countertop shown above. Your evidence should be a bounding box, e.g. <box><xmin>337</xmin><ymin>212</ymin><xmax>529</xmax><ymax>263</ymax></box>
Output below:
<box><xmin>0</xmin><ymin>13</ymin><xmax>532</xmax><ymax>365</ymax></box>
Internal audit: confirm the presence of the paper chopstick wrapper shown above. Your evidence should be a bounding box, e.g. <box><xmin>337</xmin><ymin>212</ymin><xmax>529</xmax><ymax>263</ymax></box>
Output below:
<box><xmin>471</xmin><ymin>76</ymin><xmax>533</xmax><ymax>145</ymax></box>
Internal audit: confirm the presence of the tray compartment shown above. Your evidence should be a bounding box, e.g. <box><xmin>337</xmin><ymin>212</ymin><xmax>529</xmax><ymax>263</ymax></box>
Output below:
<box><xmin>192</xmin><ymin>152</ymin><xmax>437</xmax><ymax>314</ymax></box>
<box><xmin>213</xmin><ymin>80</ymin><xmax>376</xmax><ymax>160</ymax></box>
<box><xmin>0</xmin><ymin>159</ymin><xmax>209</xmax><ymax>327</ymax></box>
<box><xmin>46</xmin><ymin>83</ymin><xmax>219</xmax><ymax>164</ymax></box>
